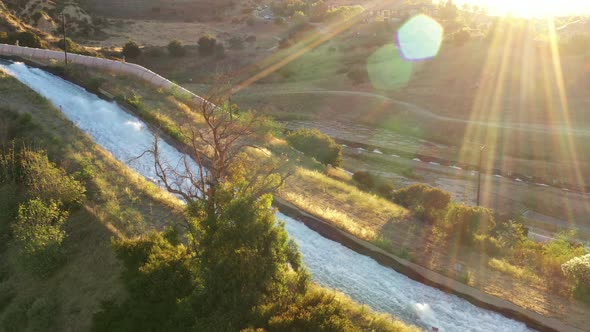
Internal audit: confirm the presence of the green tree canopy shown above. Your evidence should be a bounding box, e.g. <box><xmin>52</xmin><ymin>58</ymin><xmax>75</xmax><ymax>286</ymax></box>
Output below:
<box><xmin>287</xmin><ymin>128</ymin><xmax>342</xmax><ymax>166</ymax></box>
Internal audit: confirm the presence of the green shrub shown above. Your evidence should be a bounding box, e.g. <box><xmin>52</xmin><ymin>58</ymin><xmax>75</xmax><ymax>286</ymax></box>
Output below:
<box><xmin>11</xmin><ymin>199</ymin><xmax>69</xmax><ymax>277</ymax></box>
<box><xmin>31</xmin><ymin>11</ymin><xmax>44</xmax><ymax>23</ymax></box>
<box><xmin>27</xmin><ymin>297</ymin><xmax>58</xmax><ymax>332</ymax></box>
<box><xmin>352</xmin><ymin>171</ymin><xmax>374</xmax><ymax>191</ymax></box>
<box><xmin>0</xmin><ymin>300</ymin><xmax>29</xmax><ymax>332</ymax></box>
<box><xmin>20</xmin><ymin>149</ymin><xmax>86</xmax><ymax>208</ymax></box>
<box><xmin>274</xmin><ymin>17</ymin><xmax>286</xmax><ymax>25</ymax></box>
<box><xmin>198</xmin><ymin>35</ymin><xmax>217</xmax><ymax>56</ymax></box>
<box><xmin>145</xmin><ymin>47</ymin><xmax>165</xmax><ymax>57</ymax></box>
<box><xmin>228</xmin><ymin>37</ymin><xmax>244</xmax><ymax>50</ymax></box>
<box><xmin>122</xmin><ymin>40</ymin><xmax>141</xmax><ymax>59</ymax></box>
<box><xmin>266</xmin><ymin>288</ymin><xmax>356</xmax><ymax>331</ymax></box>
<box><xmin>445</xmin><ymin>204</ymin><xmax>496</xmax><ymax>245</ymax></box>
<box><xmin>376</xmin><ymin>182</ymin><xmax>394</xmax><ymax>198</ymax></box>
<box><xmin>495</xmin><ymin>220</ymin><xmax>528</xmax><ymax>248</ymax></box>
<box><xmin>215</xmin><ymin>43</ymin><xmax>226</xmax><ymax>59</ymax></box>
<box><xmin>57</xmin><ymin>37</ymin><xmax>79</xmax><ymax>53</ymax></box>
<box><xmin>287</xmin><ymin>129</ymin><xmax>342</xmax><ymax>166</ymax></box>
<box><xmin>292</xmin><ymin>11</ymin><xmax>307</xmax><ymax>24</ymax></box>
<box><xmin>452</xmin><ymin>28</ymin><xmax>471</xmax><ymax>45</ymax></box>
<box><xmin>167</xmin><ymin>40</ymin><xmax>186</xmax><ymax>57</ymax></box>
<box><xmin>0</xmin><ymin>32</ymin><xmax>9</xmax><ymax>43</ymax></box>
<box><xmin>0</xmin><ymin>282</ymin><xmax>15</xmax><ymax>313</ymax></box>
<box><xmin>473</xmin><ymin>234</ymin><xmax>505</xmax><ymax>257</ymax></box>
<box><xmin>347</xmin><ymin>67</ymin><xmax>368</xmax><ymax>84</ymax></box>
<box><xmin>393</xmin><ymin>184</ymin><xmax>451</xmax><ymax>220</ymax></box>
<box><xmin>9</xmin><ymin>31</ymin><xmax>43</xmax><ymax>48</ymax></box>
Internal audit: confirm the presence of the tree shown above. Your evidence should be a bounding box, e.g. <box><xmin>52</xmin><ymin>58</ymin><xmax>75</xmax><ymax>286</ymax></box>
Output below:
<box><xmin>197</xmin><ymin>193</ymin><xmax>301</xmax><ymax>326</ymax></box>
<box><xmin>438</xmin><ymin>0</ymin><xmax>459</xmax><ymax>21</ymax></box>
<box><xmin>198</xmin><ymin>35</ymin><xmax>217</xmax><ymax>56</ymax></box>
<box><xmin>286</xmin><ymin>129</ymin><xmax>342</xmax><ymax>166</ymax></box>
<box><xmin>92</xmin><ymin>230</ymin><xmax>197</xmax><ymax>332</ymax></box>
<box><xmin>11</xmin><ymin>199</ymin><xmax>69</xmax><ymax>276</ymax></box>
<box><xmin>167</xmin><ymin>39</ymin><xmax>186</xmax><ymax>57</ymax></box>
<box><xmin>122</xmin><ymin>40</ymin><xmax>141</xmax><ymax>59</ymax></box>
<box><xmin>142</xmin><ymin>88</ymin><xmax>302</xmax><ymax>329</ymax></box>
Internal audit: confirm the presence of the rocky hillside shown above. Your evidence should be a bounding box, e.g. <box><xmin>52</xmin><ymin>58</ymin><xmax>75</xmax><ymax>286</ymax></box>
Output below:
<box><xmin>2</xmin><ymin>0</ymin><xmax>101</xmax><ymax>38</ymax></box>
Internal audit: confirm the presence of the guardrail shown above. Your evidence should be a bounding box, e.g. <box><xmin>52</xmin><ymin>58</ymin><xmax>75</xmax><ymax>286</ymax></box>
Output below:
<box><xmin>0</xmin><ymin>43</ymin><xmax>205</xmax><ymax>104</ymax></box>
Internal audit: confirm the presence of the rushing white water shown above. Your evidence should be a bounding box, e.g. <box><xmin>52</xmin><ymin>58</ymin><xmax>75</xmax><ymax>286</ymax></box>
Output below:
<box><xmin>0</xmin><ymin>61</ymin><xmax>533</xmax><ymax>332</ymax></box>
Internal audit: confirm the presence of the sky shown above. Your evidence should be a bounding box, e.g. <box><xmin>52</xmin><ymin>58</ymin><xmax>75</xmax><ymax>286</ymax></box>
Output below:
<box><xmin>450</xmin><ymin>0</ymin><xmax>590</xmax><ymax>17</ymax></box>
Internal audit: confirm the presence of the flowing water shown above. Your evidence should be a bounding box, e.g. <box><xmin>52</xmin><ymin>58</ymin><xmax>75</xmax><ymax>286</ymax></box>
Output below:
<box><xmin>0</xmin><ymin>60</ymin><xmax>533</xmax><ymax>332</ymax></box>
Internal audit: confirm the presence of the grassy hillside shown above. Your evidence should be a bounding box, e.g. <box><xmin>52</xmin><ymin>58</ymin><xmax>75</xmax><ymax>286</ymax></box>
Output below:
<box><xmin>0</xmin><ymin>69</ymin><xmax>183</xmax><ymax>331</ymax></box>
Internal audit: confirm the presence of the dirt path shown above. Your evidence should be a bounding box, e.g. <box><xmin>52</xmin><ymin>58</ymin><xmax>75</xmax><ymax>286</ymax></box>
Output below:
<box><xmin>250</xmin><ymin>89</ymin><xmax>590</xmax><ymax>137</ymax></box>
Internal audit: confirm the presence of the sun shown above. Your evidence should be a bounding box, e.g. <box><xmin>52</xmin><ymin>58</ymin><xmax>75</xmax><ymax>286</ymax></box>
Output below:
<box><xmin>455</xmin><ymin>0</ymin><xmax>590</xmax><ymax>18</ymax></box>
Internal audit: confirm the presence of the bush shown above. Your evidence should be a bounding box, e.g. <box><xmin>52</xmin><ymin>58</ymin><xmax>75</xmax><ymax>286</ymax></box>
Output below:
<box><xmin>0</xmin><ymin>32</ymin><xmax>8</xmax><ymax>43</ymax></box>
<box><xmin>352</xmin><ymin>171</ymin><xmax>375</xmax><ymax>191</ymax></box>
<box><xmin>27</xmin><ymin>297</ymin><xmax>58</xmax><ymax>332</ymax></box>
<box><xmin>228</xmin><ymin>36</ymin><xmax>244</xmax><ymax>50</ymax></box>
<box><xmin>167</xmin><ymin>40</ymin><xmax>186</xmax><ymax>57</ymax></box>
<box><xmin>292</xmin><ymin>11</ymin><xmax>307</xmax><ymax>24</ymax></box>
<box><xmin>11</xmin><ymin>199</ymin><xmax>69</xmax><ymax>277</ymax></box>
<box><xmin>496</xmin><ymin>220</ymin><xmax>528</xmax><ymax>248</ymax></box>
<box><xmin>274</xmin><ymin>17</ymin><xmax>286</xmax><ymax>25</ymax></box>
<box><xmin>347</xmin><ymin>67</ymin><xmax>368</xmax><ymax>84</ymax></box>
<box><xmin>562</xmin><ymin>254</ymin><xmax>590</xmax><ymax>286</ymax></box>
<box><xmin>0</xmin><ymin>282</ymin><xmax>15</xmax><ymax>313</ymax></box>
<box><xmin>376</xmin><ymin>182</ymin><xmax>395</xmax><ymax>198</ymax></box>
<box><xmin>215</xmin><ymin>43</ymin><xmax>226</xmax><ymax>59</ymax></box>
<box><xmin>287</xmin><ymin>129</ymin><xmax>342</xmax><ymax>166</ymax></box>
<box><xmin>0</xmin><ymin>300</ymin><xmax>29</xmax><ymax>332</ymax></box>
<box><xmin>445</xmin><ymin>204</ymin><xmax>496</xmax><ymax>244</ymax></box>
<box><xmin>9</xmin><ymin>31</ymin><xmax>43</xmax><ymax>48</ymax></box>
<box><xmin>562</xmin><ymin>254</ymin><xmax>590</xmax><ymax>302</ymax></box>
<box><xmin>452</xmin><ymin>28</ymin><xmax>471</xmax><ymax>45</ymax></box>
<box><xmin>393</xmin><ymin>184</ymin><xmax>451</xmax><ymax>217</ymax></box>
<box><xmin>57</xmin><ymin>37</ymin><xmax>79</xmax><ymax>53</ymax></box>
<box><xmin>122</xmin><ymin>40</ymin><xmax>141</xmax><ymax>59</ymax></box>
<box><xmin>20</xmin><ymin>149</ymin><xmax>86</xmax><ymax>208</ymax></box>
<box><xmin>145</xmin><ymin>47</ymin><xmax>165</xmax><ymax>57</ymax></box>
<box><xmin>198</xmin><ymin>35</ymin><xmax>217</xmax><ymax>56</ymax></box>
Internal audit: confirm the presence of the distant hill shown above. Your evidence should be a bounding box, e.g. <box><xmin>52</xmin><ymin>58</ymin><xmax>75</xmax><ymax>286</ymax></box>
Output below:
<box><xmin>81</xmin><ymin>0</ymin><xmax>235</xmax><ymax>21</ymax></box>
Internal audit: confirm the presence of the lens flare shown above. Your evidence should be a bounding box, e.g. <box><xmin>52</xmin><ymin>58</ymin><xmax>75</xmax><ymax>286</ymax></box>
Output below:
<box><xmin>367</xmin><ymin>44</ymin><xmax>413</xmax><ymax>90</ymax></box>
<box><xmin>397</xmin><ymin>15</ymin><xmax>444</xmax><ymax>61</ymax></box>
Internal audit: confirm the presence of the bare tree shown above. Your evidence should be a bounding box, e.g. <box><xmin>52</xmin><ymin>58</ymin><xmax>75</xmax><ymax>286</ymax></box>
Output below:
<box><xmin>149</xmin><ymin>84</ymin><xmax>291</xmax><ymax>225</ymax></box>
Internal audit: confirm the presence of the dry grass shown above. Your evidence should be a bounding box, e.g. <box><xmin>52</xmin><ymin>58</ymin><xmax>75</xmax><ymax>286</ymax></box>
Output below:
<box><xmin>281</xmin><ymin>167</ymin><xmax>408</xmax><ymax>240</ymax></box>
<box><xmin>488</xmin><ymin>258</ymin><xmax>542</xmax><ymax>285</ymax></box>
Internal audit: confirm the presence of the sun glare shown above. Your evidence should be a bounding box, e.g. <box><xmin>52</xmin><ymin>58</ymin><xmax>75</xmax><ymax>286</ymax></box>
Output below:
<box><xmin>457</xmin><ymin>0</ymin><xmax>590</xmax><ymax>17</ymax></box>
